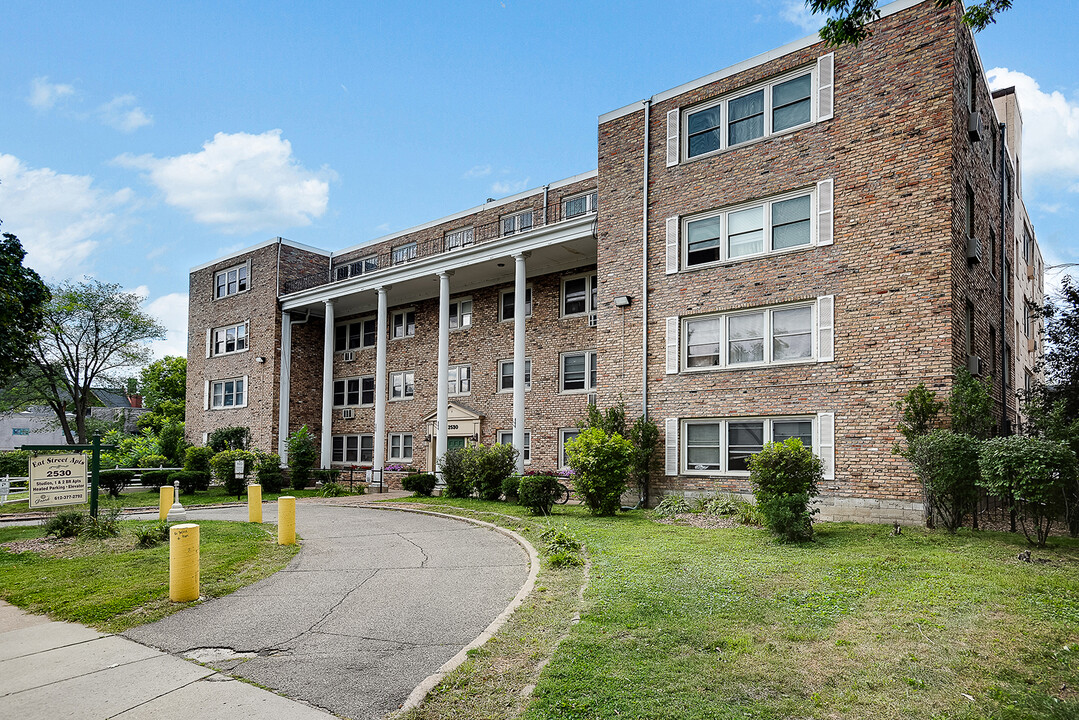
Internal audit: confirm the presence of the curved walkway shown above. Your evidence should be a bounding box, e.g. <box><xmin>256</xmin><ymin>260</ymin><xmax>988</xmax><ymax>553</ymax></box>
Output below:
<box><xmin>121</xmin><ymin>504</ymin><xmax>530</xmax><ymax>719</ymax></box>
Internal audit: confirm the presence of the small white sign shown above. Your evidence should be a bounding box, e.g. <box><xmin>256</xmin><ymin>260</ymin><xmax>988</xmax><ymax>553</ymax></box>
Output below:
<box><xmin>29</xmin><ymin>454</ymin><xmax>87</xmax><ymax>508</ymax></box>
<box><xmin>0</xmin><ymin>476</ymin><xmax>10</xmax><ymax>504</ymax></box>
<box><xmin>234</xmin><ymin>459</ymin><xmax>246</xmax><ymax>478</ymax></box>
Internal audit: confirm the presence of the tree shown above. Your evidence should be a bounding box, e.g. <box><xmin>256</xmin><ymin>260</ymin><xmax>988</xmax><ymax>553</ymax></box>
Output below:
<box><xmin>807</xmin><ymin>0</ymin><xmax>1012</xmax><ymax>47</ymax></box>
<box><xmin>893</xmin><ymin>382</ymin><xmax>945</xmax><ymax>457</ymax></box>
<box><xmin>948</xmin><ymin>367</ymin><xmax>993</xmax><ymax>439</ymax></box>
<box><xmin>909</xmin><ymin>430</ymin><xmax>981</xmax><ymax>532</ymax></box>
<box><xmin>286</xmin><ymin>426</ymin><xmax>318</xmax><ymax>490</ymax></box>
<box><xmin>20</xmin><ymin>279</ymin><xmax>166</xmax><ymax>444</ymax></box>
<box><xmin>137</xmin><ymin>356</ymin><xmax>186</xmax><ymax>433</ymax></box>
<box><xmin>0</xmin><ymin>233</ymin><xmax>50</xmax><ymax>387</ymax></box>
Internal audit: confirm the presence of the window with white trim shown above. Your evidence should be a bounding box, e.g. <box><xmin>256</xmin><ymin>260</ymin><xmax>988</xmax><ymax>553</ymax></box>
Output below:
<box><xmin>448</xmin><ymin>365</ymin><xmax>471</xmax><ymax>396</ymax></box>
<box><xmin>683</xmin><ymin>301</ymin><xmax>822</xmax><ymax>370</ymax></box>
<box><xmin>335</xmin><ymin>317</ymin><xmax>377</xmax><ymax>352</ymax></box>
<box><xmin>562</xmin><ymin>191</ymin><xmax>597</xmax><ymax>219</ymax></box>
<box><xmin>333</xmin><ymin>376</ymin><xmax>375</xmax><ymax>407</ymax></box>
<box><xmin>211</xmin><ymin>378</ymin><xmax>246</xmax><ymax>409</ymax></box>
<box><xmin>445</xmin><ymin>226</ymin><xmax>474</xmax><ymax>251</ymax></box>
<box><xmin>500</xmin><ymin>286</ymin><xmax>532</xmax><ymax>321</ymax></box>
<box><xmin>683</xmin><ymin>188</ymin><xmax>816</xmax><ymax>268</ymax></box>
<box><xmin>390</xmin><ymin>371</ymin><xmax>414</xmax><ymax>400</ymax></box>
<box><xmin>392</xmin><ymin>242</ymin><xmax>417</xmax><ymax>265</ymax></box>
<box><xmin>391</xmin><ymin>310</ymin><xmax>415</xmax><ymax>339</ymax></box>
<box><xmin>212</xmin><ymin>322</ymin><xmax>248</xmax><ymax>356</ymax></box>
<box><xmin>332</xmin><ymin>434</ymin><xmax>374</xmax><ymax>464</ymax></box>
<box><xmin>562</xmin><ymin>273</ymin><xmax>597</xmax><ymax>317</ymax></box>
<box><xmin>502</xmin><ymin>211</ymin><xmax>533</xmax><ymax>236</ymax></box>
<box><xmin>497</xmin><ymin>430</ymin><xmax>531</xmax><ymax>463</ymax></box>
<box><xmin>497</xmin><ymin>359</ymin><xmax>531</xmax><ymax>392</ymax></box>
<box><xmin>389</xmin><ymin>433</ymin><xmax>413</xmax><ymax>461</ymax></box>
<box><xmin>559</xmin><ymin>428</ymin><xmax>581</xmax><ymax>468</ymax></box>
<box><xmin>560</xmin><ymin>351</ymin><xmax>597</xmax><ymax>393</ymax></box>
<box><xmin>449</xmin><ymin>298</ymin><xmax>472</xmax><ymax>330</ymax></box>
<box><xmin>214</xmin><ymin>263</ymin><xmax>248</xmax><ymax>299</ymax></box>
<box><xmin>335</xmin><ymin>256</ymin><xmax>378</xmax><ymax>281</ymax></box>
<box><xmin>683</xmin><ymin>417</ymin><xmax>814</xmax><ymax>474</ymax></box>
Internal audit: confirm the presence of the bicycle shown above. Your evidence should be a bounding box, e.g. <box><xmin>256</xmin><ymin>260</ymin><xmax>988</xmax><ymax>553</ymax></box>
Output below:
<box><xmin>555</xmin><ymin>482</ymin><xmax>571</xmax><ymax>505</ymax></box>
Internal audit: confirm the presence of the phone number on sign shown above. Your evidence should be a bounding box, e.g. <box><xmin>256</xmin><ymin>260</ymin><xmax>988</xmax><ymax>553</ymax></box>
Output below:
<box><xmin>44</xmin><ymin>494</ymin><xmax>85</xmax><ymax>502</ymax></box>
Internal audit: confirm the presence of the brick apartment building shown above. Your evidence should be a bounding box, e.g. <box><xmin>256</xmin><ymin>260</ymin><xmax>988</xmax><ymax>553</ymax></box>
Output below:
<box><xmin>185</xmin><ymin>0</ymin><xmax>1043</xmax><ymax>523</ymax></box>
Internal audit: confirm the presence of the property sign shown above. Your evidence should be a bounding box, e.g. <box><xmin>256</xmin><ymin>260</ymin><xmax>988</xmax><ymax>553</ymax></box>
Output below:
<box><xmin>29</xmin><ymin>454</ymin><xmax>88</xmax><ymax>508</ymax></box>
<box><xmin>234</xmin><ymin>459</ymin><xmax>245</xmax><ymax>478</ymax></box>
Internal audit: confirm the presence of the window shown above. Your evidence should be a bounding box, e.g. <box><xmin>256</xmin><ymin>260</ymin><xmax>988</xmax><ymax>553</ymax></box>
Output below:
<box><xmin>1022</xmin><ymin>229</ymin><xmax>1033</xmax><ymax>265</ymax></box>
<box><xmin>968</xmin><ymin>61</ymin><xmax>978</xmax><ymax>112</ymax></box>
<box><xmin>1023</xmin><ymin>299</ymin><xmax>1032</xmax><ymax>337</ymax></box>
<box><xmin>335</xmin><ymin>256</ymin><xmax>378</xmax><ymax>281</ymax></box>
<box><xmin>562</xmin><ymin>273</ymin><xmax>598</xmax><ymax>317</ymax></box>
<box><xmin>211</xmin><ymin>378</ymin><xmax>245</xmax><ymax>409</ymax></box>
<box><xmin>683</xmin><ymin>189</ymin><xmax>815</xmax><ymax>268</ymax></box>
<box><xmin>989</xmin><ymin>229</ymin><xmax>997</xmax><ymax>277</ymax></box>
<box><xmin>332</xmin><ymin>434</ymin><xmax>374</xmax><ymax>464</ymax></box>
<box><xmin>502</xmin><ymin>211</ymin><xmax>533</xmax><ymax>236</ymax></box>
<box><xmin>391</xmin><ymin>310</ymin><xmax>415</xmax><ymax>339</ymax></box>
<box><xmin>212</xmin><ymin>322</ymin><xmax>248</xmax><ymax>356</ymax></box>
<box><xmin>685</xmin><ymin>69</ymin><xmax>815</xmax><ymax>160</ymax></box>
<box><xmin>561</xmin><ymin>351</ymin><xmax>597</xmax><ymax>393</ymax></box>
<box><xmin>965</xmin><ymin>185</ymin><xmax>975</xmax><ymax>239</ymax></box>
<box><xmin>390</xmin><ymin>371</ymin><xmax>414</xmax><ymax>400</ymax></box>
<box><xmin>333</xmin><ymin>376</ymin><xmax>375</xmax><ymax>407</ymax></box>
<box><xmin>449</xmin><ymin>298</ymin><xmax>472</xmax><ymax>330</ymax></box>
<box><xmin>392</xmin><ymin>242</ymin><xmax>417</xmax><ymax>265</ymax></box>
<box><xmin>683</xmin><ymin>417</ymin><xmax>814</xmax><ymax>474</ymax></box>
<box><xmin>498</xmin><ymin>359</ymin><xmax>531</xmax><ymax>392</ymax></box>
<box><xmin>965</xmin><ymin>301</ymin><xmax>976</xmax><ymax>356</ymax></box>
<box><xmin>335</xmin><ymin>318</ymin><xmax>377</xmax><ymax>352</ymax></box>
<box><xmin>498</xmin><ymin>430</ymin><xmax>531</xmax><ymax>463</ymax></box>
<box><xmin>562</xmin><ymin>191</ymin><xmax>597</xmax><ymax>219</ymax></box>
<box><xmin>683</xmin><ymin>302</ymin><xmax>817</xmax><ymax>370</ymax></box>
<box><xmin>214</xmin><ymin>263</ymin><xmax>248</xmax><ymax>299</ymax></box>
<box><xmin>500</xmin><ymin>286</ymin><xmax>533</xmax><ymax>321</ymax></box>
<box><xmin>445</xmin><ymin>227</ymin><xmax>474</xmax><ymax>251</ymax></box>
<box><xmin>448</xmin><ymin>365</ymin><xmax>471</xmax><ymax>396</ymax></box>
<box><xmin>560</xmin><ymin>428</ymin><xmax>581</xmax><ymax>468</ymax></box>
<box><xmin>389</xmin><ymin>433</ymin><xmax>413</xmax><ymax>461</ymax></box>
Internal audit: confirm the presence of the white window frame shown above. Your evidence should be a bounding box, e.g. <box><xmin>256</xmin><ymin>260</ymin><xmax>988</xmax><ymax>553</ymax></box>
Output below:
<box><xmin>392</xmin><ymin>242</ymin><xmax>417</xmax><ymax>265</ymax></box>
<box><xmin>389</xmin><ymin>433</ymin><xmax>414</xmax><ymax>462</ymax></box>
<box><xmin>335</xmin><ymin>317</ymin><xmax>377</xmax><ymax>352</ymax></box>
<box><xmin>681</xmin><ymin>187</ymin><xmax>818</xmax><ymax>269</ymax></box>
<box><xmin>210</xmin><ymin>377</ymin><xmax>247</xmax><ymax>410</ymax></box>
<box><xmin>214</xmin><ymin>262</ymin><xmax>249</xmax><ymax>299</ymax></box>
<box><xmin>497</xmin><ymin>358</ymin><xmax>531</xmax><ymax>393</ymax></box>
<box><xmin>561</xmin><ymin>272</ymin><xmax>598</xmax><ymax>318</ymax></box>
<box><xmin>562</xmin><ymin>191</ymin><xmax>598</xmax><ymax>220</ymax></box>
<box><xmin>500</xmin><ymin>286</ymin><xmax>533</xmax><ymax>322</ymax></box>
<box><xmin>682</xmin><ymin>300</ymin><xmax>822</xmax><ymax>372</ymax></box>
<box><xmin>390</xmin><ymin>371</ymin><xmax>415</xmax><ymax>401</ymax></box>
<box><xmin>335</xmin><ymin>255</ymin><xmax>378</xmax><ymax>281</ymax></box>
<box><xmin>212</xmin><ymin>321</ymin><xmax>249</xmax><ymax>356</ymax></box>
<box><xmin>559</xmin><ymin>428</ymin><xmax>581</xmax><ymax>469</ymax></box>
<box><xmin>445</xmin><ymin>226</ymin><xmax>474</xmax><ymax>251</ymax></box>
<box><xmin>332</xmin><ymin>434</ymin><xmax>374</xmax><ymax>465</ymax></box>
<box><xmin>560</xmin><ymin>350</ymin><xmax>598</xmax><ymax>394</ymax></box>
<box><xmin>448</xmin><ymin>364</ymin><xmax>471</xmax><ymax>396</ymax></box>
<box><xmin>448</xmin><ymin>297</ymin><xmax>473</xmax><ymax>331</ymax></box>
<box><xmin>391</xmin><ymin>309</ymin><xmax>415</xmax><ymax>340</ymax></box>
<box><xmin>501</xmin><ymin>210</ymin><xmax>534</xmax><ymax>236</ymax></box>
<box><xmin>682</xmin><ymin>66</ymin><xmax>817</xmax><ymax>162</ymax></box>
<box><xmin>681</xmin><ymin>416</ymin><xmax>816</xmax><ymax>476</ymax></box>
<box><xmin>497</xmin><ymin>430</ymin><xmax>531</xmax><ymax>464</ymax></box>
<box><xmin>333</xmin><ymin>375</ymin><xmax>375</xmax><ymax>407</ymax></box>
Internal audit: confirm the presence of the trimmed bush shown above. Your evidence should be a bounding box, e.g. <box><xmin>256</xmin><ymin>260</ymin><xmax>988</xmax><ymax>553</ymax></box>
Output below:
<box><xmin>909</xmin><ymin>430</ymin><xmax>981</xmax><ymax>532</ymax></box>
<box><xmin>169</xmin><ymin>470</ymin><xmax>210</xmax><ymax>495</ymax></box>
<box><xmin>256</xmin><ymin>454</ymin><xmax>284</xmax><ymax>493</ymax></box>
<box><xmin>140</xmin><ymin>469</ymin><xmax>173</xmax><ymax>489</ymax></box>
<box><xmin>565</xmin><ymin>427</ymin><xmax>634</xmax><ymax>516</ymax></box>
<box><xmin>286</xmin><ymin>426</ymin><xmax>318</xmax><ymax>491</ymax></box>
<box><xmin>439</xmin><ymin>447</ymin><xmax>472</xmax><ymax>498</ymax></box>
<box><xmin>518</xmin><ymin>474</ymin><xmax>561</xmax><ymax>515</ymax></box>
<box><xmin>184</xmin><ymin>446</ymin><xmax>214</xmax><ymax>474</ymax></box>
<box><xmin>138</xmin><ymin>454</ymin><xmax>169</xmax><ymax>469</ymax></box>
<box><xmin>210</xmin><ymin>449</ymin><xmax>258</xmax><ymax>498</ymax></box>
<box><xmin>44</xmin><ymin>508</ymin><xmax>85</xmax><ymax>538</ymax></box>
<box><xmin>749</xmin><ymin>438</ymin><xmax>823</xmax><ymax>542</ymax></box>
<box><xmin>98</xmin><ymin>469</ymin><xmax>135</xmax><ymax>498</ymax></box>
<box><xmin>467</xmin><ymin>443</ymin><xmax>519</xmax><ymax>501</ymax></box>
<box><xmin>501</xmin><ymin>474</ymin><xmax>520</xmax><ymax>502</ymax></box>
<box><xmin>403</xmin><ymin>472</ymin><xmax>437</xmax><ymax>497</ymax></box>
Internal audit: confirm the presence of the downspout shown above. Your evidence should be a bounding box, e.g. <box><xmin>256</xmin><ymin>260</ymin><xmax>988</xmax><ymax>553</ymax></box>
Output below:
<box><xmin>640</xmin><ymin>98</ymin><xmax>652</xmax><ymax>509</ymax></box>
<box><xmin>999</xmin><ymin>123</ymin><xmax>1008</xmax><ymax>438</ymax></box>
<box><xmin>542</xmin><ymin>184</ymin><xmax>549</xmax><ymax>226</ymax></box>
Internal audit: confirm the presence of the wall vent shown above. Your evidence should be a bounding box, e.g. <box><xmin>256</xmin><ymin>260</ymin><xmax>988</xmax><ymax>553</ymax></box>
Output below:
<box><xmin>342</xmin><ymin>408</ymin><xmax>355</xmax><ymax>419</ymax></box>
<box><xmin>967</xmin><ymin>354</ymin><xmax>981</xmax><ymax>376</ymax></box>
<box><xmin>588</xmin><ymin>313</ymin><xmax>598</xmax><ymax>328</ymax></box>
<box><xmin>968</xmin><ymin>111</ymin><xmax>984</xmax><ymax>142</ymax></box>
<box><xmin>966</xmin><ymin>236</ymin><xmax>982</xmax><ymax>264</ymax></box>
<box><xmin>343</xmin><ymin>351</ymin><xmax>356</xmax><ymax>362</ymax></box>
<box><xmin>587</xmin><ymin>393</ymin><xmax>597</xmax><ymax>406</ymax></box>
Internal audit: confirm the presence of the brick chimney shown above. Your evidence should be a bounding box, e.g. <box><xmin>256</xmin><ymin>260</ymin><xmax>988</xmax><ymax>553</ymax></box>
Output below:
<box><xmin>127</xmin><ymin>394</ymin><xmax>143</xmax><ymax>409</ymax></box>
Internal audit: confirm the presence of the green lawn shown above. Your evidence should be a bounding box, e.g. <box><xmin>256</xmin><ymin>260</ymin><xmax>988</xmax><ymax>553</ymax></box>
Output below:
<box><xmin>394</xmin><ymin>498</ymin><xmax>1079</xmax><ymax>720</ymax></box>
<box><xmin>0</xmin><ymin>486</ymin><xmax>338</xmax><ymax>514</ymax></box>
<box><xmin>0</xmin><ymin>520</ymin><xmax>299</xmax><ymax>632</ymax></box>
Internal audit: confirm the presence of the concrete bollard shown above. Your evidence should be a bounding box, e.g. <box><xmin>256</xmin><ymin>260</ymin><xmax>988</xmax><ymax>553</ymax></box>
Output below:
<box><xmin>169</xmin><ymin>523</ymin><xmax>200</xmax><ymax>602</ymax></box>
<box><xmin>278</xmin><ymin>496</ymin><xmax>296</xmax><ymax>545</ymax></box>
<box><xmin>248</xmin><ymin>484</ymin><xmax>262</xmax><ymax>523</ymax></box>
<box><xmin>159</xmin><ymin>485</ymin><xmax>173</xmax><ymax>521</ymax></box>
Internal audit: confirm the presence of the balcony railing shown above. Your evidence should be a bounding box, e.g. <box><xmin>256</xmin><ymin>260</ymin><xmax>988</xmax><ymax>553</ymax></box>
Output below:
<box><xmin>281</xmin><ymin>203</ymin><xmax>596</xmax><ymax>296</ymax></box>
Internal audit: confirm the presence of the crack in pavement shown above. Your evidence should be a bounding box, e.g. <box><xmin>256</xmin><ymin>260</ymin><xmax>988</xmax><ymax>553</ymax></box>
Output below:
<box><xmin>397</xmin><ymin>531</ymin><xmax>430</xmax><ymax>568</ymax></box>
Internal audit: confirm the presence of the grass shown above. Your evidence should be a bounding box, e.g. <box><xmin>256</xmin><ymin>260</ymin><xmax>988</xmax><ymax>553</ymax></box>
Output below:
<box><xmin>390</xmin><ymin>497</ymin><xmax>1079</xmax><ymax>720</ymax></box>
<box><xmin>0</xmin><ymin>519</ymin><xmax>299</xmax><ymax>632</ymax></box>
<box><xmin>0</xmin><ymin>486</ymin><xmax>340</xmax><ymax>515</ymax></box>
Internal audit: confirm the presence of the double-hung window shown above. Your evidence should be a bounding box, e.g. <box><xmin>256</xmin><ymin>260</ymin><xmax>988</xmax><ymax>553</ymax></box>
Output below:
<box><xmin>683</xmin><ymin>188</ymin><xmax>815</xmax><ymax>268</ymax></box>
<box><xmin>498</xmin><ymin>359</ymin><xmax>531</xmax><ymax>392</ymax></box>
<box><xmin>210</xmin><ymin>378</ymin><xmax>245</xmax><ymax>409</ymax></box>
<box><xmin>335</xmin><ymin>318</ymin><xmax>377</xmax><ymax>352</ymax></box>
<box><xmin>445</xmin><ymin>227</ymin><xmax>474</xmax><ymax>251</ymax></box>
<box><xmin>559</xmin><ymin>428</ymin><xmax>581</xmax><ymax>468</ymax></box>
<box><xmin>333</xmin><ymin>376</ymin><xmax>375</xmax><ymax>407</ymax></box>
<box><xmin>502</xmin><ymin>211</ymin><xmax>533</xmax><ymax>236</ymax></box>
<box><xmin>684</xmin><ymin>417</ymin><xmax>814</xmax><ymax>474</ymax></box>
<box><xmin>392</xmin><ymin>242</ymin><xmax>417</xmax><ymax>265</ymax></box>
<box><xmin>683</xmin><ymin>302</ymin><xmax>817</xmax><ymax>370</ymax></box>
<box><xmin>332</xmin><ymin>434</ymin><xmax>374</xmax><ymax>464</ymax></box>
<box><xmin>335</xmin><ymin>256</ymin><xmax>377</xmax><ymax>281</ymax></box>
<box><xmin>497</xmin><ymin>430</ymin><xmax>530</xmax><ymax>463</ymax></box>
<box><xmin>449</xmin><ymin>298</ymin><xmax>472</xmax><ymax>330</ymax></box>
<box><xmin>389</xmin><ymin>433</ymin><xmax>413</xmax><ymax>461</ymax></box>
<box><xmin>500</xmin><ymin>286</ymin><xmax>532</xmax><ymax>321</ymax></box>
<box><xmin>562</xmin><ymin>191</ymin><xmax>597</xmax><ymax>219</ymax></box>
<box><xmin>391</xmin><ymin>310</ymin><xmax>415</xmax><ymax>339</ymax></box>
<box><xmin>391</xmin><ymin>371</ymin><xmax>414</xmax><ymax>400</ymax></box>
<box><xmin>214</xmin><ymin>263</ymin><xmax>248</xmax><ymax>299</ymax></box>
<box><xmin>560</xmin><ymin>351</ymin><xmax>597</xmax><ymax>393</ymax></box>
<box><xmin>448</xmin><ymin>365</ymin><xmax>471</xmax><ymax>396</ymax></box>
<box><xmin>562</xmin><ymin>273</ymin><xmax>598</xmax><ymax>317</ymax></box>
<box><xmin>212</xmin><ymin>322</ymin><xmax>248</xmax><ymax>356</ymax></box>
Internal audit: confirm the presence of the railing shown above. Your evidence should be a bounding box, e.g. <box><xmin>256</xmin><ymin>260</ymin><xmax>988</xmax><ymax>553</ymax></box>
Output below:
<box><xmin>281</xmin><ymin>204</ymin><xmax>597</xmax><ymax>296</ymax></box>
<box><xmin>0</xmin><ymin>476</ymin><xmax>29</xmax><ymax>505</ymax></box>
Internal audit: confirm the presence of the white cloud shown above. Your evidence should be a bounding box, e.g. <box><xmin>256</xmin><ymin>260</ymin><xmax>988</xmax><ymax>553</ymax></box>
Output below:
<box><xmin>115</xmin><ymin>130</ymin><xmax>332</xmax><ymax>234</ymax></box>
<box><xmin>779</xmin><ymin>0</ymin><xmax>822</xmax><ymax>33</ymax></box>
<box><xmin>28</xmin><ymin>76</ymin><xmax>75</xmax><ymax>110</ymax></box>
<box><xmin>491</xmin><ymin>178</ymin><xmax>529</xmax><ymax>195</ymax></box>
<box><xmin>98</xmin><ymin>94</ymin><xmax>153</xmax><ymax>132</ymax></box>
<box><xmin>463</xmin><ymin>164</ymin><xmax>492</xmax><ymax>179</ymax></box>
<box><xmin>0</xmin><ymin>153</ymin><xmax>134</xmax><ymax>279</ymax></box>
<box><xmin>987</xmin><ymin>68</ymin><xmax>1079</xmax><ymax>187</ymax></box>
<box><xmin>144</xmin><ymin>292</ymin><xmax>189</xmax><ymax>359</ymax></box>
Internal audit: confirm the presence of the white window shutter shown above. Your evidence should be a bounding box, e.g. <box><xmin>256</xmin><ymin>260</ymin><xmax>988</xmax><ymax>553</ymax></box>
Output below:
<box><xmin>665</xmin><ymin>418</ymin><xmax>679</xmax><ymax>476</ymax></box>
<box><xmin>817</xmin><ymin>53</ymin><xmax>834</xmax><ymax>121</ymax></box>
<box><xmin>242</xmin><ymin>375</ymin><xmax>249</xmax><ymax>408</ymax></box>
<box><xmin>666</xmin><ymin>108</ymin><xmax>680</xmax><ymax>167</ymax></box>
<box><xmin>817</xmin><ymin>295</ymin><xmax>835</xmax><ymax>362</ymax></box>
<box><xmin>816</xmin><ymin>178</ymin><xmax>834</xmax><ymax>246</ymax></box>
<box><xmin>665</xmin><ymin>317</ymin><xmax>679</xmax><ymax>374</ymax></box>
<box><xmin>817</xmin><ymin>412</ymin><xmax>835</xmax><ymax>480</ymax></box>
<box><xmin>205</xmin><ymin>329</ymin><xmax>212</xmax><ymax>358</ymax></box>
<box><xmin>203</xmin><ymin>380</ymin><xmax>210</xmax><ymax>411</ymax></box>
<box><xmin>665</xmin><ymin>216</ymin><xmax>680</xmax><ymax>274</ymax></box>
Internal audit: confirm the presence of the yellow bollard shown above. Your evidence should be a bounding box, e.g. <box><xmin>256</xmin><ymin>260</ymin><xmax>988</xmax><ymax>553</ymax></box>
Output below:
<box><xmin>169</xmin><ymin>524</ymin><xmax>200</xmax><ymax>602</ymax></box>
<box><xmin>278</xmin><ymin>496</ymin><xmax>296</xmax><ymax>545</ymax></box>
<box><xmin>248</xmin><ymin>484</ymin><xmax>262</xmax><ymax>523</ymax></box>
<box><xmin>159</xmin><ymin>485</ymin><xmax>173</xmax><ymax>521</ymax></box>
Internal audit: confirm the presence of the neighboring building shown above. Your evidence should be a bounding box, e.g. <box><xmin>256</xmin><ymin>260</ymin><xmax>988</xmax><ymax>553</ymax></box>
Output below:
<box><xmin>185</xmin><ymin>0</ymin><xmax>1042</xmax><ymax>523</ymax></box>
<box><xmin>0</xmin><ymin>408</ymin><xmax>69</xmax><ymax>453</ymax></box>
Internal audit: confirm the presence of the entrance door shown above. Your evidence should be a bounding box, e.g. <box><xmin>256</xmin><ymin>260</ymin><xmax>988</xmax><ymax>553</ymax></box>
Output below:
<box><xmin>447</xmin><ymin>437</ymin><xmax>467</xmax><ymax>451</ymax></box>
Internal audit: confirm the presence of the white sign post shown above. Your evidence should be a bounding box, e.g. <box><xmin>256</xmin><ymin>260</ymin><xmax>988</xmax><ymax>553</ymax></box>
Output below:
<box><xmin>0</xmin><ymin>476</ymin><xmax>9</xmax><ymax>505</ymax></box>
<box><xmin>29</xmin><ymin>454</ymin><xmax>88</xmax><ymax>508</ymax></box>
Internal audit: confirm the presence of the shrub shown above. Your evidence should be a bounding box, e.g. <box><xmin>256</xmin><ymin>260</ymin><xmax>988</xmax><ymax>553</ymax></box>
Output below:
<box><xmin>81</xmin><ymin>503</ymin><xmax>121</xmax><ymax>539</ymax></box>
<box><xmin>286</xmin><ymin>426</ymin><xmax>318</xmax><ymax>491</ymax></box>
<box><xmin>501</xmin><ymin>474</ymin><xmax>520</xmax><ymax>502</ymax></box>
<box><xmin>313</xmin><ymin>468</ymin><xmax>341</xmax><ymax>486</ymax></box>
<box><xmin>518</xmin><ymin>474</ymin><xmax>561</xmax><ymax>515</ymax></box>
<box><xmin>256</xmin><ymin>454</ymin><xmax>284</xmax><ymax>493</ymax></box>
<box><xmin>894</xmin><ymin>382</ymin><xmax>944</xmax><ymax>457</ymax></box>
<box><xmin>210</xmin><ymin>449</ymin><xmax>258</xmax><ymax>498</ymax></box>
<box><xmin>0</xmin><ymin>450</ymin><xmax>32</xmax><ymax>477</ymax></box>
<box><xmin>44</xmin><ymin>508</ymin><xmax>85</xmax><ymax>538</ymax></box>
<box><xmin>566</xmin><ymin>427</ymin><xmax>634</xmax><ymax>516</ymax></box>
<box><xmin>467</xmin><ymin>443</ymin><xmax>519</xmax><ymax>501</ymax></box>
<box><xmin>169</xmin><ymin>470</ymin><xmax>210</xmax><ymax>495</ymax></box>
<box><xmin>140</xmin><ymin>469</ymin><xmax>173</xmax><ymax>489</ymax></box>
<box><xmin>184</xmin><ymin>446</ymin><xmax>214</xmax><ymax>474</ymax></box>
<box><xmin>98</xmin><ymin>469</ymin><xmax>135</xmax><ymax>498</ymax></box>
<box><xmin>403</xmin><ymin>472</ymin><xmax>438</xmax><ymax>497</ymax></box>
<box><xmin>158</xmin><ymin>421</ymin><xmax>187</xmax><ymax>467</ymax></box>
<box><xmin>439</xmin><ymin>447</ymin><xmax>472</xmax><ymax>498</ymax></box>
<box><xmin>132</xmin><ymin>521</ymin><xmax>171</xmax><ymax>548</ymax></box>
<box><xmin>138</xmin><ymin>454</ymin><xmax>169</xmax><ymax>469</ymax></box>
<box><xmin>208</xmin><ymin>426</ymin><xmax>251</xmax><ymax>452</ymax></box>
<box><xmin>317</xmin><ymin>481</ymin><xmax>348</xmax><ymax>498</ymax></box>
<box><xmin>654</xmin><ymin>494</ymin><xmax>691</xmax><ymax>516</ymax></box>
<box><xmin>949</xmin><ymin>367</ymin><xmax>994</xmax><ymax>439</ymax></box>
<box><xmin>909</xmin><ymin>430</ymin><xmax>981</xmax><ymax>532</ymax></box>
<box><xmin>749</xmin><ymin>438</ymin><xmax>823</xmax><ymax>542</ymax></box>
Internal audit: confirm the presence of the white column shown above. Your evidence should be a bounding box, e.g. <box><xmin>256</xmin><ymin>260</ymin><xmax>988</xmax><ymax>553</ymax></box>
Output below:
<box><xmin>319</xmin><ymin>299</ymin><xmax>335</xmax><ymax>469</ymax></box>
<box><xmin>512</xmin><ymin>253</ymin><xmax>527</xmax><ymax>474</ymax></box>
<box><xmin>277</xmin><ymin>310</ymin><xmax>292</xmax><ymax>462</ymax></box>
<box><xmin>373</xmin><ymin>287</ymin><xmax>389</xmax><ymax>473</ymax></box>
<box><xmin>436</xmin><ymin>271</ymin><xmax>451</xmax><ymax>474</ymax></box>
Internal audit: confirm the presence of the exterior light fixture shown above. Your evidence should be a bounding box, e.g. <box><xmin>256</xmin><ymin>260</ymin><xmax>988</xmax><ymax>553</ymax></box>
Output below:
<box><xmin>613</xmin><ymin>296</ymin><xmax>632</xmax><ymax>307</ymax></box>
<box><xmin>255</xmin><ymin>356</ymin><xmax>266</xmax><ymax>363</ymax></box>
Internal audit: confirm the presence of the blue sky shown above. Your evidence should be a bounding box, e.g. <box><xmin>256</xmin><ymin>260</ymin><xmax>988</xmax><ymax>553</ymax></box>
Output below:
<box><xmin>2</xmin><ymin>0</ymin><xmax>1077</xmax><ymax>359</ymax></box>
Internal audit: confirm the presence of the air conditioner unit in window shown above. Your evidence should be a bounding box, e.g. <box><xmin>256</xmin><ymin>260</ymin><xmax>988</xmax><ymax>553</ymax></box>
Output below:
<box><xmin>1026</xmin><ymin>264</ymin><xmax>1035</xmax><ymax>280</ymax></box>
<box><xmin>342</xmin><ymin>408</ymin><xmax>355</xmax><ymax>419</ymax></box>
<box><xmin>587</xmin><ymin>393</ymin><xmax>597</xmax><ymax>406</ymax></box>
<box><xmin>588</xmin><ymin>313</ymin><xmax>598</xmax><ymax>328</ymax></box>
<box><xmin>1028</xmin><ymin>338</ymin><xmax>1036</xmax><ymax>353</ymax></box>
<box><xmin>968</xmin><ymin>111</ymin><xmax>984</xmax><ymax>142</ymax></box>
<box><xmin>343</xmin><ymin>351</ymin><xmax>356</xmax><ymax>362</ymax></box>
<box><xmin>967</xmin><ymin>354</ymin><xmax>981</xmax><ymax>376</ymax></box>
<box><xmin>966</xmin><ymin>236</ymin><xmax>982</xmax><ymax>264</ymax></box>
